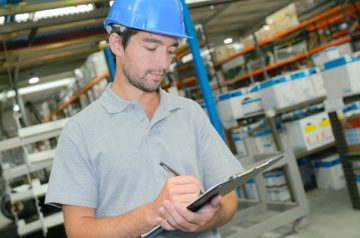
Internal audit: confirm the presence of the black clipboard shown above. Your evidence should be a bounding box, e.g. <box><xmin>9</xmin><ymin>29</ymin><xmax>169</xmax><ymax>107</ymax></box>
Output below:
<box><xmin>141</xmin><ymin>153</ymin><xmax>284</xmax><ymax>238</ymax></box>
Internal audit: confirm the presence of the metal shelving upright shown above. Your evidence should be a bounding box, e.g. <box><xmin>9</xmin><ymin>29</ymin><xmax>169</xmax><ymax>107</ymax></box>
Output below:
<box><xmin>327</xmin><ymin>93</ymin><xmax>360</xmax><ymax>209</ymax></box>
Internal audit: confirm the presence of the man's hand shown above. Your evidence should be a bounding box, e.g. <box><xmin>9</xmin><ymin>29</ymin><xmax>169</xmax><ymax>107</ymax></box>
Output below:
<box><xmin>156</xmin><ymin>194</ymin><xmax>222</xmax><ymax>232</ymax></box>
<box><xmin>148</xmin><ymin>176</ymin><xmax>202</xmax><ymax>230</ymax></box>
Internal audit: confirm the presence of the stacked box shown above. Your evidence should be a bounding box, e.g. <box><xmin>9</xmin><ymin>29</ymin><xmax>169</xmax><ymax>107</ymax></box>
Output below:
<box><xmin>264</xmin><ymin>171</ymin><xmax>291</xmax><ymax>202</ymax></box>
<box><xmin>215</xmin><ymin>46</ymin><xmax>236</xmax><ymax>62</ymax></box>
<box><xmin>253</xmin><ymin>129</ymin><xmax>276</xmax><ymax>153</ymax></box>
<box><xmin>308</xmin><ymin>67</ymin><xmax>327</xmax><ymax>98</ymax></box>
<box><xmin>343</xmin><ymin>103</ymin><xmax>360</xmax><ymax>146</ymax></box>
<box><xmin>285</xmin><ymin>113</ymin><xmax>321</xmax><ymax>151</ymax></box>
<box><xmin>217</xmin><ymin>89</ymin><xmax>248</xmax><ymax>128</ymax></box>
<box><xmin>259</xmin><ymin>76</ymin><xmax>298</xmax><ymax>111</ymax></box>
<box><xmin>316</xmin><ymin>112</ymin><xmax>335</xmax><ymax>146</ymax></box>
<box><xmin>321</xmin><ymin>55</ymin><xmax>360</xmax><ymax>98</ymax></box>
<box><xmin>266</xmin><ymin>3</ymin><xmax>300</xmax><ymax>36</ymax></box>
<box><xmin>287</xmin><ymin>69</ymin><xmax>317</xmax><ymax>103</ymax></box>
<box><xmin>241</xmin><ymin>84</ymin><xmax>263</xmax><ymax>115</ymax></box>
<box><xmin>231</xmin><ymin>127</ymin><xmax>248</xmax><ymax>157</ymax></box>
<box><xmin>313</xmin><ymin>154</ymin><xmax>345</xmax><ymax>190</ymax></box>
<box><xmin>312</xmin><ymin>47</ymin><xmax>340</xmax><ymax>66</ymax></box>
<box><xmin>244</xmin><ymin>179</ymin><xmax>259</xmax><ymax>201</ymax></box>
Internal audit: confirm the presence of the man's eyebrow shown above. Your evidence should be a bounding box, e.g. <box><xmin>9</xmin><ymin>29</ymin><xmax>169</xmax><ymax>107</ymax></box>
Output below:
<box><xmin>142</xmin><ymin>37</ymin><xmax>179</xmax><ymax>48</ymax></box>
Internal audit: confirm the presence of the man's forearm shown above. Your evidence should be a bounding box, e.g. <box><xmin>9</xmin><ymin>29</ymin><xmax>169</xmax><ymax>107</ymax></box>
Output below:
<box><xmin>64</xmin><ymin>203</ymin><xmax>157</xmax><ymax>238</ymax></box>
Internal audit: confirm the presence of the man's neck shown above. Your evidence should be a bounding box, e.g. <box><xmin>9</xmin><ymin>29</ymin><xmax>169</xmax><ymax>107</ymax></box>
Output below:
<box><xmin>111</xmin><ymin>77</ymin><xmax>160</xmax><ymax>120</ymax></box>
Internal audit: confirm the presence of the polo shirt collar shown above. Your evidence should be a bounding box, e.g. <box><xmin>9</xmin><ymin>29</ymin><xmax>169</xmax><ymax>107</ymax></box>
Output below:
<box><xmin>99</xmin><ymin>83</ymin><xmax>181</xmax><ymax>114</ymax></box>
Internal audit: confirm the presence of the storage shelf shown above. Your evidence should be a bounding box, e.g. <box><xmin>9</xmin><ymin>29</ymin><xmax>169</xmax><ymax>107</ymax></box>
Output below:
<box><xmin>295</xmin><ymin>142</ymin><xmax>336</xmax><ymax>159</ymax></box>
<box><xmin>237</xmin><ymin>111</ymin><xmax>265</xmax><ymax>121</ymax></box>
<box><xmin>273</xmin><ymin>96</ymin><xmax>326</xmax><ymax>116</ymax></box>
<box><xmin>0</xmin><ymin>119</ymin><xmax>67</xmax><ymax>151</ymax></box>
<box><xmin>17</xmin><ymin>212</ymin><xmax>64</xmax><ymax>236</ymax></box>
<box><xmin>27</xmin><ymin>149</ymin><xmax>56</xmax><ymax>164</ymax></box>
<box><xmin>217</xmin><ymin>35</ymin><xmax>351</xmax><ymax>89</ymax></box>
<box><xmin>215</xmin><ymin>3</ymin><xmax>360</xmax><ymax>67</ymax></box>
<box><xmin>346</xmin><ymin>152</ymin><xmax>360</xmax><ymax>161</ymax></box>
<box><xmin>44</xmin><ymin>71</ymin><xmax>108</xmax><ymax>122</ymax></box>
<box><xmin>10</xmin><ymin>183</ymin><xmax>48</xmax><ymax>203</ymax></box>
<box><xmin>3</xmin><ymin>160</ymin><xmax>53</xmax><ymax>181</ymax></box>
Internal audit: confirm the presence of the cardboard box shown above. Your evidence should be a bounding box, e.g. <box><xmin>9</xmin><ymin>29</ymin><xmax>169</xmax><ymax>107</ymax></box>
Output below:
<box><xmin>287</xmin><ymin>69</ymin><xmax>317</xmax><ymax>103</ymax></box>
<box><xmin>274</xmin><ymin>40</ymin><xmax>307</xmax><ymax>62</ymax></box>
<box><xmin>241</xmin><ymin>34</ymin><xmax>254</xmax><ymax>49</ymax></box>
<box><xmin>231</xmin><ymin>127</ymin><xmax>248</xmax><ymax>156</ymax></box>
<box><xmin>286</xmin><ymin>114</ymin><xmax>321</xmax><ymax>151</ymax></box>
<box><xmin>316</xmin><ymin>112</ymin><xmax>335</xmax><ymax>146</ymax></box>
<box><xmin>259</xmin><ymin>76</ymin><xmax>298</xmax><ymax>111</ymax></box>
<box><xmin>263</xmin><ymin>171</ymin><xmax>286</xmax><ymax>187</ymax></box>
<box><xmin>241</xmin><ymin>84</ymin><xmax>263</xmax><ymax>115</ymax></box>
<box><xmin>266</xmin><ymin>3</ymin><xmax>300</xmax><ymax>36</ymax></box>
<box><xmin>312</xmin><ymin>46</ymin><xmax>341</xmax><ymax>66</ymax></box>
<box><xmin>215</xmin><ymin>46</ymin><xmax>236</xmax><ymax>62</ymax></box>
<box><xmin>308</xmin><ymin>67</ymin><xmax>327</xmax><ymax>97</ymax></box>
<box><xmin>313</xmin><ymin>154</ymin><xmax>345</xmax><ymax>190</ymax></box>
<box><xmin>253</xmin><ymin>129</ymin><xmax>276</xmax><ymax>153</ymax></box>
<box><xmin>217</xmin><ymin>89</ymin><xmax>247</xmax><ymax>129</ymax></box>
<box><xmin>321</xmin><ymin>55</ymin><xmax>360</xmax><ymax>98</ymax></box>
<box><xmin>245</xmin><ymin>179</ymin><xmax>259</xmax><ymax>201</ymax></box>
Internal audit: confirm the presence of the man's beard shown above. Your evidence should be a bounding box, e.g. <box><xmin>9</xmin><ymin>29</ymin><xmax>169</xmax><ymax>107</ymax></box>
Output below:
<box><xmin>123</xmin><ymin>66</ymin><xmax>165</xmax><ymax>93</ymax></box>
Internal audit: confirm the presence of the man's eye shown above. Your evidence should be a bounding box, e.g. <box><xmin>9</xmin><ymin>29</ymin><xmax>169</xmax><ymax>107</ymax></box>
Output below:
<box><xmin>169</xmin><ymin>51</ymin><xmax>176</xmax><ymax>56</ymax></box>
<box><xmin>145</xmin><ymin>46</ymin><xmax>156</xmax><ymax>51</ymax></box>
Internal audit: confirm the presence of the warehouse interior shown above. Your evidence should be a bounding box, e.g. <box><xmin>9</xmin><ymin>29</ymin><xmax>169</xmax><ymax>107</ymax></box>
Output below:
<box><xmin>0</xmin><ymin>0</ymin><xmax>360</xmax><ymax>237</ymax></box>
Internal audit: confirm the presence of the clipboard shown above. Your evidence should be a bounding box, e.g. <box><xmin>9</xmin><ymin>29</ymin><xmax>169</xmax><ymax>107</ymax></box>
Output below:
<box><xmin>141</xmin><ymin>153</ymin><xmax>284</xmax><ymax>238</ymax></box>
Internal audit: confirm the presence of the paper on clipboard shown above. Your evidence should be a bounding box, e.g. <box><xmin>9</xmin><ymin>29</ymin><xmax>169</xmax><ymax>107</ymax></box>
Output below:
<box><xmin>141</xmin><ymin>153</ymin><xmax>284</xmax><ymax>238</ymax></box>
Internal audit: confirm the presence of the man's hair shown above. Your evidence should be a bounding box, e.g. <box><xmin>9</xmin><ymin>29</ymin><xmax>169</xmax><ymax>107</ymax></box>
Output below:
<box><xmin>111</xmin><ymin>27</ymin><xmax>139</xmax><ymax>49</ymax></box>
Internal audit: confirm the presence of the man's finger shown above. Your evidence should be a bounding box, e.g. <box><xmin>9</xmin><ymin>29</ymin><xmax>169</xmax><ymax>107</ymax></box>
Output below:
<box><xmin>156</xmin><ymin>217</ymin><xmax>175</xmax><ymax>231</ymax></box>
<box><xmin>210</xmin><ymin>194</ymin><xmax>222</xmax><ymax>207</ymax></box>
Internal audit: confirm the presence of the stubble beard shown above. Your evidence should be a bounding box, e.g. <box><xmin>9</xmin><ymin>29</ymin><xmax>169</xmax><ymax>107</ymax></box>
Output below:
<box><xmin>122</xmin><ymin>64</ymin><xmax>164</xmax><ymax>93</ymax></box>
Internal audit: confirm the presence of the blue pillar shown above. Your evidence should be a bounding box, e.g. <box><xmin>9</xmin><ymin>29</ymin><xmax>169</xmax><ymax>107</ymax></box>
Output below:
<box><xmin>103</xmin><ymin>48</ymin><xmax>115</xmax><ymax>81</ymax></box>
<box><xmin>180</xmin><ymin>0</ymin><xmax>224</xmax><ymax>139</ymax></box>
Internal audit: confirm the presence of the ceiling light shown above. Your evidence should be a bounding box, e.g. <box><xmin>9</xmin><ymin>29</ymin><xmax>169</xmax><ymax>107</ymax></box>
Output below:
<box><xmin>224</xmin><ymin>38</ymin><xmax>233</xmax><ymax>44</ymax></box>
<box><xmin>13</xmin><ymin>104</ymin><xmax>20</xmax><ymax>112</ymax></box>
<box><xmin>29</xmin><ymin>77</ymin><xmax>40</xmax><ymax>84</ymax></box>
<box><xmin>0</xmin><ymin>78</ymin><xmax>75</xmax><ymax>101</ymax></box>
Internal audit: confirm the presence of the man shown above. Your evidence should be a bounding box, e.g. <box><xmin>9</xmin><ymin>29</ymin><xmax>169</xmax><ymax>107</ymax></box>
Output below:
<box><xmin>45</xmin><ymin>0</ymin><xmax>243</xmax><ymax>237</ymax></box>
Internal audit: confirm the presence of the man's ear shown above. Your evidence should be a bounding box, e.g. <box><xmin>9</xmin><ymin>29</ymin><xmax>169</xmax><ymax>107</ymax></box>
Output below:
<box><xmin>109</xmin><ymin>33</ymin><xmax>124</xmax><ymax>56</ymax></box>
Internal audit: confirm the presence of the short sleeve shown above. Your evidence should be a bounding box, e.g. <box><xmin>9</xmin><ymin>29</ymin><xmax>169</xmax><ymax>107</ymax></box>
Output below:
<box><xmin>195</xmin><ymin>104</ymin><xmax>244</xmax><ymax>190</ymax></box>
<box><xmin>45</xmin><ymin>120</ymin><xmax>98</xmax><ymax>209</ymax></box>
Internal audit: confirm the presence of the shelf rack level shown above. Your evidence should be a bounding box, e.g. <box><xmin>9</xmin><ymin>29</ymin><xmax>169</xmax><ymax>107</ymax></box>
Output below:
<box><xmin>0</xmin><ymin>118</ymin><xmax>68</xmax><ymax>236</ymax></box>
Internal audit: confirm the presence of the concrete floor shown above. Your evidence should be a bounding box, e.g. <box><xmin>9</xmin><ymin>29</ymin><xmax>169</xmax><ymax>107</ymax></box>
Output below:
<box><xmin>1</xmin><ymin>188</ymin><xmax>359</xmax><ymax>237</ymax></box>
<box><xmin>255</xmin><ymin>188</ymin><xmax>360</xmax><ymax>238</ymax></box>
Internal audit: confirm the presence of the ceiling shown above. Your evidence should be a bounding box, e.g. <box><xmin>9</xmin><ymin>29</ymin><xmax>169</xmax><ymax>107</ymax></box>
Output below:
<box><xmin>0</xmin><ymin>0</ymin><xmax>320</xmax><ymax>109</ymax></box>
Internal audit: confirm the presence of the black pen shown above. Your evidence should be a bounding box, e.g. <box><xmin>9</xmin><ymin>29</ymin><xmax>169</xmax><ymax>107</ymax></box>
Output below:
<box><xmin>160</xmin><ymin>161</ymin><xmax>180</xmax><ymax>176</ymax></box>
<box><xmin>159</xmin><ymin>162</ymin><xmax>203</xmax><ymax>194</ymax></box>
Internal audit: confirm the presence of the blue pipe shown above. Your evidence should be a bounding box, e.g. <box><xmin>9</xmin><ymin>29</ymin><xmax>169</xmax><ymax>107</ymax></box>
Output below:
<box><xmin>180</xmin><ymin>0</ymin><xmax>224</xmax><ymax>139</ymax></box>
<box><xmin>103</xmin><ymin>47</ymin><xmax>115</xmax><ymax>81</ymax></box>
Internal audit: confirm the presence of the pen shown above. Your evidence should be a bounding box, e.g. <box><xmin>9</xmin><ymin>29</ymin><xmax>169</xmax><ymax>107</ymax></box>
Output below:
<box><xmin>160</xmin><ymin>161</ymin><xmax>180</xmax><ymax>176</ymax></box>
<box><xmin>159</xmin><ymin>162</ymin><xmax>203</xmax><ymax>194</ymax></box>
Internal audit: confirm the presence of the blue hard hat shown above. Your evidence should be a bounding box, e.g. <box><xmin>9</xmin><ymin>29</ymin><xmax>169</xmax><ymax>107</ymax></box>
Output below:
<box><xmin>104</xmin><ymin>0</ymin><xmax>190</xmax><ymax>38</ymax></box>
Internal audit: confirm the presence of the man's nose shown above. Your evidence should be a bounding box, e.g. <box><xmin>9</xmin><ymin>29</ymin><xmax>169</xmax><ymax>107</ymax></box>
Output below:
<box><xmin>155</xmin><ymin>49</ymin><xmax>172</xmax><ymax>69</ymax></box>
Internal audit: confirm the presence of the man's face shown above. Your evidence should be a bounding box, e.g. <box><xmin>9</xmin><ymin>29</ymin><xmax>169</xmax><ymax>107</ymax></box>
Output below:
<box><xmin>120</xmin><ymin>31</ymin><xmax>179</xmax><ymax>92</ymax></box>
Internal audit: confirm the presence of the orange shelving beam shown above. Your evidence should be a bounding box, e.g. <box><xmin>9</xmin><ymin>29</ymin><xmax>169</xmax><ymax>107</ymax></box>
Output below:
<box><xmin>307</xmin><ymin>4</ymin><xmax>360</xmax><ymax>31</ymax></box>
<box><xmin>44</xmin><ymin>70</ymin><xmax>109</xmax><ymax>122</ymax></box>
<box><xmin>215</xmin><ymin>3</ymin><xmax>360</xmax><ymax>67</ymax></box>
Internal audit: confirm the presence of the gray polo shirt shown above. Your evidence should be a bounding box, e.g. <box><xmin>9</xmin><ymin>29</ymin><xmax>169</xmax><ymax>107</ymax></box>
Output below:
<box><xmin>45</xmin><ymin>83</ymin><xmax>243</xmax><ymax>237</ymax></box>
